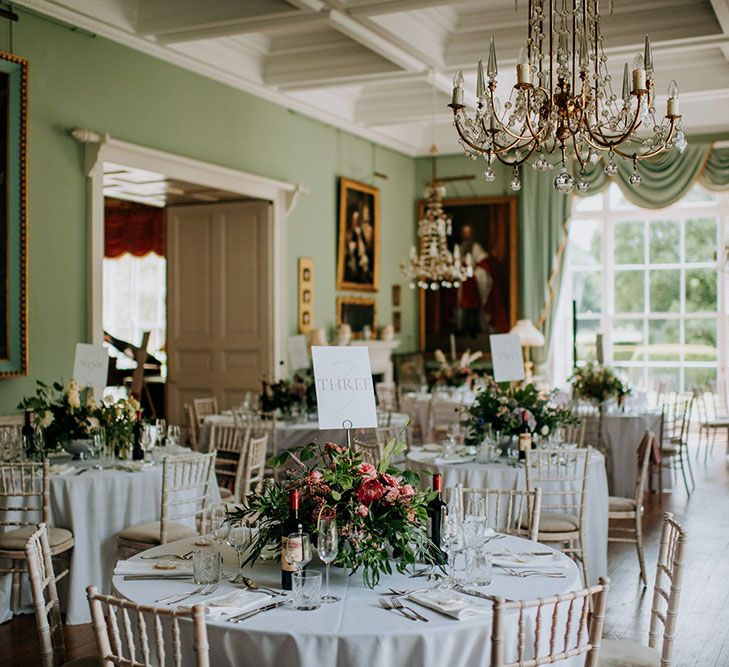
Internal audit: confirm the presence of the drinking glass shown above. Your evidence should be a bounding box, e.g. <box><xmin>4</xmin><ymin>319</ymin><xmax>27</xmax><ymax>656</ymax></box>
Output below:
<box><xmin>227</xmin><ymin>524</ymin><xmax>253</xmax><ymax>584</ymax></box>
<box><xmin>192</xmin><ymin>544</ymin><xmax>221</xmax><ymax>585</ymax></box>
<box><xmin>316</xmin><ymin>518</ymin><xmax>340</xmax><ymax>603</ymax></box>
<box><xmin>285</xmin><ymin>531</ymin><xmax>312</xmax><ymax>572</ymax></box>
<box><xmin>155</xmin><ymin>419</ymin><xmax>167</xmax><ymax>447</ymax></box>
<box><xmin>166</xmin><ymin>425</ymin><xmax>180</xmax><ymax>449</ymax></box>
<box><xmin>292</xmin><ymin>570</ymin><xmax>322</xmax><ymax>611</ymax></box>
<box><xmin>91</xmin><ymin>431</ymin><xmax>104</xmax><ymax>459</ymax></box>
<box><xmin>210</xmin><ymin>503</ymin><xmax>229</xmax><ymax>548</ymax></box>
<box><xmin>440</xmin><ymin>512</ymin><xmax>463</xmax><ymax>589</ymax></box>
<box><xmin>465</xmin><ymin>548</ymin><xmax>492</xmax><ymax>586</ymax></box>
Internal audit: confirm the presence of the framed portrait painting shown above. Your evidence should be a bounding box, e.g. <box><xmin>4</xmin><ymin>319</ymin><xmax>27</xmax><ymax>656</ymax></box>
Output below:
<box><xmin>418</xmin><ymin>196</ymin><xmax>518</xmax><ymax>359</ymax></box>
<box><xmin>0</xmin><ymin>52</ymin><xmax>27</xmax><ymax>377</ymax></box>
<box><xmin>336</xmin><ymin>178</ymin><xmax>379</xmax><ymax>292</ymax></box>
<box><xmin>337</xmin><ymin>296</ymin><xmax>376</xmax><ymax>339</ymax></box>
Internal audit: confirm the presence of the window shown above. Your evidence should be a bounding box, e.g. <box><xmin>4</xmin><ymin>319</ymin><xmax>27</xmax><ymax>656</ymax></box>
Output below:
<box><xmin>558</xmin><ymin>183</ymin><xmax>728</xmax><ymax>393</ymax></box>
<box><xmin>103</xmin><ymin>253</ymin><xmax>166</xmax><ymax>372</ymax></box>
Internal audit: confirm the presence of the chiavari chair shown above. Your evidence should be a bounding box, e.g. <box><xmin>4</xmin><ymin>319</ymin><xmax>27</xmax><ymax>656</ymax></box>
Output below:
<box><xmin>491</xmin><ymin>577</ymin><xmax>610</xmax><ymax>667</ymax></box>
<box><xmin>25</xmin><ymin>524</ymin><xmax>96</xmax><ymax>667</ymax></box>
<box><xmin>207</xmin><ymin>421</ymin><xmax>248</xmax><ymax>502</ymax></box>
<box><xmin>398</xmin><ymin>392</ymin><xmax>426</xmax><ymax>448</ymax></box>
<box><xmin>86</xmin><ymin>585</ymin><xmax>210</xmax><ymax>667</ymax></box>
<box><xmin>240</xmin><ymin>433</ymin><xmax>268</xmax><ymax>498</ymax></box>
<box><xmin>0</xmin><ymin>461</ymin><xmax>74</xmax><ymax>611</ymax></box>
<box><xmin>353</xmin><ymin>439</ymin><xmax>384</xmax><ymax>467</ymax></box>
<box><xmin>661</xmin><ymin>395</ymin><xmax>694</xmax><ymax>496</ymax></box>
<box><xmin>599</xmin><ymin>512</ymin><xmax>687</xmax><ymax>666</ymax></box>
<box><xmin>375</xmin><ymin>382</ymin><xmax>398</xmax><ymax>412</ymax></box>
<box><xmin>184</xmin><ymin>404</ymin><xmax>198</xmax><ymax>448</ymax></box>
<box><xmin>563</xmin><ymin>420</ymin><xmax>586</xmax><ymax>447</ymax></box>
<box><xmin>430</xmin><ymin>397</ymin><xmax>463</xmax><ymax>444</ymax></box>
<box><xmin>693</xmin><ymin>384</ymin><xmax>729</xmax><ymax>463</ymax></box>
<box><xmin>116</xmin><ymin>453</ymin><xmax>215</xmax><ymax>558</ymax></box>
<box><xmin>461</xmin><ymin>488</ymin><xmax>542</xmax><ymax>541</ymax></box>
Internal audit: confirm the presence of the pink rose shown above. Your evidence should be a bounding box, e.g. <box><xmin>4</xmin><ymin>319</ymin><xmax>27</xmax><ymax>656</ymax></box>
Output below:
<box><xmin>384</xmin><ymin>488</ymin><xmax>399</xmax><ymax>503</ymax></box>
<box><xmin>308</xmin><ymin>470</ymin><xmax>323</xmax><ymax>482</ymax></box>
<box><xmin>357</xmin><ymin>478</ymin><xmax>385</xmax><ymax>506</ymax></box>
<box><xmin>358</xmin><ymin>462</ymin><xmax>377</xmax><ymax>478</ymax></box>
<box><xmin>400</xmin><ymin>484</ymin><xmax>415</xmax><ymax>499</ymax></box>
<box><xmin>380</xmin><ymin>473</ymin><xmax>399</xmax><ymax>488</ymax></box>
<box><xmin>356</xmin><ymin>504</ymin><xmax>369</xmax><ymax>517</ymax></box>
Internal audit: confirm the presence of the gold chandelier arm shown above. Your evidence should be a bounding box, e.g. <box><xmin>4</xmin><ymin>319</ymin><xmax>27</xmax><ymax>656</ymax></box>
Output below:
<box><xmin>583</xmin><ymin>96</ymin><xmax>646</xmax><ymax>149</ymax></box>
<box><xmin>607</xmin><ymin>118</ymin><xmax>678</xmax><ymax>161</ymax></box>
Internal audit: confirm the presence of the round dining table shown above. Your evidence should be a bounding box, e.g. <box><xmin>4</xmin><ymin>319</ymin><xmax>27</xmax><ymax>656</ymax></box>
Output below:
<box><xmin>0</xmin><ymin>448</ymin><xmax>219</xmax><ymax>625</ymax></box>
<box><xmin>113</xmin><ymin>534</ymin><xmax>588</xmax><ymax>667</ymax></box>
<box><xmin>405</xmin><ymin>449</ymin><xmax>609</xmax><ymax>586</ymax></box>
<box><xmin>198</xmin><ymin>413</ymin><xmax>410</xmax><ymax>453</ymax></box>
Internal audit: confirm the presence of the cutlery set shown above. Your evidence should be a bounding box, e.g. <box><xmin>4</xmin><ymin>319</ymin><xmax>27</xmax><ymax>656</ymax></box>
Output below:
<box><xmin>154</xmin><ymin>582</ymin><xmax>220</xmax><ymax>605</ymax></box>
<box><xmin>378</xmin><ymin>597</ymin><xmax>428</xmax><ymax>622</ymax></box>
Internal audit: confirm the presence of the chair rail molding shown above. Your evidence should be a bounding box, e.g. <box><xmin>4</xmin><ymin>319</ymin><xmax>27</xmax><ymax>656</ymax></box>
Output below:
<box><xmin>72</xmin><ymin>128</ymin><xmax>307</xmax><ymax>381</ymax></box>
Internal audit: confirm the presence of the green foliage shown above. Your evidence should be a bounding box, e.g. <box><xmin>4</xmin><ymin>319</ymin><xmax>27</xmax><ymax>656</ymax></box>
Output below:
<box><xmin>570</xmin><ymin>363</ymin><xmax>630</xmax><ymax>403</ymax></box>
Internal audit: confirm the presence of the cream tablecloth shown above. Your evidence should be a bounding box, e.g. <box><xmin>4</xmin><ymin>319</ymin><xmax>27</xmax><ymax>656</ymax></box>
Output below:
<box><xmin>405</xmin><ymin>450</ymin><xmax>608</xmax><ymax>586</ymax></box>
<box><xmin>113</xmin><ymin>535</ymin><xmax>587</xmax><ymax>667</ymax></box>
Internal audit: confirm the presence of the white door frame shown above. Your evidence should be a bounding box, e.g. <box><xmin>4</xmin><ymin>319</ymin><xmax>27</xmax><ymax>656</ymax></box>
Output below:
<box><xmin>72</xmin><ymin>128</ymin><xmax>305</xmax><ymax>381</ymax></box>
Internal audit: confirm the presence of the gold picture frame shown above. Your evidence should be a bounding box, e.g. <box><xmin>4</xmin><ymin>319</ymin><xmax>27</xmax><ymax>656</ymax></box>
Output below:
<box><xmin>298</xmin><ymin>257</ymin><xmax>314</xmax><ymax>334</ymax></box>
<box><xmin>336</xmin><ymin>296</ymin><xmax>377</xmax><ymax>339</ymax></box>
<box><xmin>336</xmin><ymin>178</ymin><xmax>380</xmax><ymax>292</ymax></box>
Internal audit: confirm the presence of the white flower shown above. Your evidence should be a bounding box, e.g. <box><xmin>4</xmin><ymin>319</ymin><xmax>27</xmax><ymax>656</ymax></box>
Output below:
<box><xmin>540</xmin><ymin>425</ymin><xmax>549</xmax><ymax>436</ymax></box>
<box><xmin>67</xmin><ymin>389</ymin><xmax>81</xmax><ymax>411</ymax></box>
<box><xmin>434</xmin><ymin>349</ymin><xmax>447</xmax><ymax>367</ymax></box>
<box><xmin>86</xmin><ymin>417</ymin><xmax>100</xmax><ymax>431</ymax></box>
<box><xmin>36</xmin><ymin>411</ymin><xmax>54</xmax><ymax>429</ymax></box>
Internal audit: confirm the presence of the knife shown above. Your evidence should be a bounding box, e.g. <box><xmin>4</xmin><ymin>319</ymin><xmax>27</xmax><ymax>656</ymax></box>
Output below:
<box><xmin>123</xmin><ymin>574</ymin><xmax>193</xmax><ymax>581</ymax></box>
<box><xmin>453</xmin><ymin>585</ymin><xmax>512</xmax><ymax>603</ymax></box>
<box><xmin>228</xmin><ymin>599</ymin><xmax>289</xmax><ymax>623</ymax></box>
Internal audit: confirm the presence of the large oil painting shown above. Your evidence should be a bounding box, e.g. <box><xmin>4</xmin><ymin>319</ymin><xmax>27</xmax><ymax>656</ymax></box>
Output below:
<box><xmin>336</xmin><ymin>178</ymin><xmax>379</xmax><ymax>292</ymax></box>
<box><xmin>0</xmin><ymin>52</ymin><xmax>27</xmax><ymax>377</ymax></box>
<box><xmin>419</xmin><ymin>196</ymin><xmax>518</xmax><ymax>358</ymax></box>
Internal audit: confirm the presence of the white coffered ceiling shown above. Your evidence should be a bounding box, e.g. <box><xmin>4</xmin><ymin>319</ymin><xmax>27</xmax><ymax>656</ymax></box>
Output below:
<box><xmin>17</xmin><ymin>0</ymin><xmax>729</xmax><ymax>156</ymax></box>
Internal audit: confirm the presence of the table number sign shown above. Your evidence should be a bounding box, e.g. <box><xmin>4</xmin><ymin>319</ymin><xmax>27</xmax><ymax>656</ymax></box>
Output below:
<box><xmin>288</xmin><ymin>334</ymin><xmax>310</xmax><ymax>372</ymax></box>
<box><xmin>489</xmin><ymin>334</ymin><xmax>525</xmax><ymax>383</ymax></box>
<box><xmin>72</xmin><ymin>343</ymin><xmax>109</xmax><ymax>396</ymax></box>
<box><xmin>311</xmin><ymin>346</ymin><xmax>377</xmax><ymax>430</ymax></box>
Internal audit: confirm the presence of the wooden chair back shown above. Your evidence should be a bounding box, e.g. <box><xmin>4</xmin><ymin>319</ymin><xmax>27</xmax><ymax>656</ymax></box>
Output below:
<box><xmin>707</xmin><ymin>380</ymin><xmax>728</xmax><ymax>417</ymax></box>
<box><xmin>353</xmin><ymin>439</ymin><xmax>384</xmax><ymax>467</ymax></box>
<box><xmin>648</xmin><ymin>512</ymin><xmax>688</xmax><ymax>666</ymax></box>
<box><xmin>397</xmin><ymin>393</ymin><xmax>425</xmax><ymax>446</ymax></box>
<box><xmin>207</xmin><ymin>422</ymin><xmax>247</xmax><ymax>498</ymax></box>
<box><xmin>184</xmin><ymin>403</ymin><xmax>198</xmax><ymax>448</ymax></box>
<box><xmin>635</xmin><ymin>431</ymin><xmax>655</xmax><ymax>507</ymax></box>
<box><xmin>490</xmin><ymin>577</ymin><xmax>610</xmax><ymax>667</ymax></box>
<box><xmin>563</xmin><ymin>421</ymin><xmax>586</xmax><ymax>447</ymax></box>
<box><xmin>86</xmin><ymin>585</ymin><xmax>210</xmax><ymax>667</ymax></box>
<box><xmin>461</xmin><ymin>488</ymin><xmax>542</xmax><ymax>541</ymax></box>
<box><xmin>0</xmin><ymin>460</ymin><xmax>49</xmax><ymax>530</ymax></box>
<box><xmin>375</xmin><ymin>382</ymin><xmax>398</xmax><ymax>412</ymax></box>
<box><xmin>525</xmin><ymin>447</ymin><xmax>590</xmax><ymax>528</ymax></box>
<box><xmin>192</xmin><ymin>397</ymin><xmax>218</xmax><ymax>425</ymax></box>
<box><xmin>24</xmin><ymin>523</ymin><xmax>67</xmax><ymax>667</ymax></box>
<box><xmin>241</xmin><ymin>434</ymin><xmax>268</xmax><ymax>498</ymax></box>
<box><xmin>160</xmin><ymin>453</ymin><xmax>215</xmax><ymax>543</ymax></box>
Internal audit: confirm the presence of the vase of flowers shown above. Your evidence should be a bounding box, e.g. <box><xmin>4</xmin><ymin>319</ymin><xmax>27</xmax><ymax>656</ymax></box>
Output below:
<box><xmin>226</xmin><ymin>438</ymin><xmax>435</xmax><ymax>588</ymax></box>
<box><xmin>570</xmin><ymin>363</ymin><xmax>631</xmax><ymax>408</ymax></box>
<box><xmin>260</xmin><ymin>370</ymin><xmax>316</xmax><ymax>418</ymax></box>
<box><xmin>431</xmin><ymin>349</ymin><xmax>482</xmax><ymax>389</ymax></box>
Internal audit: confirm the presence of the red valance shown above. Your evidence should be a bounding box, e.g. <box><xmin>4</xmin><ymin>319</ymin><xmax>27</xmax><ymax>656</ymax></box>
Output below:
<box><xmin>104</xmin><ymin>199</ymin><xmax>165</xmax><ymax>259</ymax></box>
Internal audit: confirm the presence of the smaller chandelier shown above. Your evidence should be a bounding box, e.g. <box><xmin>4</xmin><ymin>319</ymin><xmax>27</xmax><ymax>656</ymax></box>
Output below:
<box><xmin>402</xmin><ymin>182</ymin><xmax>473</xmax><ymax>290</ymax></box>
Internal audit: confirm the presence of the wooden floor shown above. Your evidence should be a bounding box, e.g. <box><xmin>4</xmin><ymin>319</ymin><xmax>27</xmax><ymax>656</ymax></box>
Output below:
<box><xmin>1</xmin><ymin>440</ymin><xmax>728</xmax><ymax>666</ymax></box>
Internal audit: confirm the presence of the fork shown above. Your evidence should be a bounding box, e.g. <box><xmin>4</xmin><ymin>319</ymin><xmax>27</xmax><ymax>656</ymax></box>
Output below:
<box><xmin>163</xmin><ymin>582</ymin><xmax>220</xmax><ymax>605</ymax></box>
<box><xmin>499</xmin><ymin>567</ymin><xmax>565</xmax><ymax>578</ymax></box>
<box><xmin>155</xmin><ymin>583</ymin><xmax>206</xmax><ymax>604</ymax></box>
<box><xmin>378</xmin><ymin>597</ymin><xmax>418</xmax><ymax>621</ymax></box>
<box><xmin>389</xmin><ymin>597</ymin><xmax>429</xmax><ymax>622</ymax></box>
<box><xmin>141</xmin><ymin>551</ymin><xmax>193</xmax><ymax>561</ymax></box>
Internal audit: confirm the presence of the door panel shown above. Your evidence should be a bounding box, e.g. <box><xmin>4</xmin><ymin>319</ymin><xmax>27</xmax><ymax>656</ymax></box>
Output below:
<box><xmin>166</xmin><ymin>201</ymin><xmax>270</xmax><ymax>425</ymax></box>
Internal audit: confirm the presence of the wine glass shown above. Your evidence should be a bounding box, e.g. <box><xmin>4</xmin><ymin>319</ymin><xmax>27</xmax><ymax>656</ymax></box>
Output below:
<box><xmin>155</xmin><ymin>419</ymin><xmax>167</xmax><ymax>447</ymax></box>
<box><xmin>464</xmin><ymin>496</ymin><xmax>486</xmax><ymax>548</ymax></box>
<box><xmin>210</xmin><ymin>503</ymin><xmax>229</xmax><ymax>547</ymax></box>
<box><xmin>439</xmin><ymin>512</ymin><xmax>463</xmax><ymax>589</ymax></box>
<box><xmin>285</xmin><ymin>530</ymin><xmax>312</xmax><ymax>572</ymax></box>
<box><xmin>317</xmin><ymin>518</ymin><xmax>340</xmax><ymax>603</ymax></box>
<box><xmin>227</xmin><ymin>524</ymin><xmax>252</xmax><ymax>584</ymax></box>
<box><xmin>166</xmin><ymin>425</ymin><xmax>180</xmax><ymax>448</ymax></box>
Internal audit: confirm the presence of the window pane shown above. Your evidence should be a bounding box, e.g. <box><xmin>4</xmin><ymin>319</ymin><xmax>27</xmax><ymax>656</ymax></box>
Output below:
<box><xmin>614</xmin><ymin>221</ymin><xmax>644</xmax><ymax>264</ymax></box>
<box><xmin>647</xmin><ymin>368</ymin><xmax>680</xmax><ymax>393</ymax></box>
<box><xmin>685</xmin><ymin>318</ymin><xmax>717</xmax><ymax>361</ymax></box>
<box><xmin>573</xmin><ymin>193</ymin><xmax>603</xmax><ymax>212</ymax></box>
<box><xmin>649</xmin><ymin>269</ymin><xmax>679</xmax><ymax>312</ymax></box>
<box><xmin>613</xmin><ymin>319</ymin><xmax>644</xmax><ymax>362</ymax></box>
<box><xmin>613</xmin><ymin>365</ymin><xmax>644</xmax><ymax>389</ymax></box>
<box><xmin>575</xmin><ymin>318</ymin><xmax>600</xmax><ymax>363</ymax></box>
<box><xmin>609</xmin><ymin>184</ymin><xmax>639</xmax><ymax>211</ymax></box>
<box><xmin>649</xmin><ymin>220</ymin><xmax>679</xmax><ymax>264</ymax></box>
<box><xmin>569</xmin><ymin>219</ymin><xmax>601</xmax><ymax>266</ymax></box>
<box><xmin>647</xmin><ymin>319</ymin><xmax>680</xmax><ymax>361</ymax></box>
<box><xmin>685</xmin><ymin>268</ymin><xmax>717</xmax><ymax>312</ymax></box>
<box><xmin>684</xmin><ymin>367</ymin><xmax>716</xmax><ymax>391</ymax></box>
<box><xmin>679</xmin><ymin>187</ymin><xmax>717</xmax><ymax>205</ymax></box>
<box><xmin>685</xmin><ymin>217</ymin><xmax>717</xmax><ymax>263</ymax></box>
<box><xmin>614</xmin><ymin>270</ymin><xmax>644</xmax><ymax>313</ymax></box>
<box><xmin>573</xmin><ymin>270</ymin><xmax>602</xmax><ymax>313</ymax></box>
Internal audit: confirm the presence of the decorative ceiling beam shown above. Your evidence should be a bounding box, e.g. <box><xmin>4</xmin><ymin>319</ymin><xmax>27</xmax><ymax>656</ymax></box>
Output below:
<box><xmin>708</xmin><ymin>0</ymin><xmax>729</xmax><ymax>61</ymax></box>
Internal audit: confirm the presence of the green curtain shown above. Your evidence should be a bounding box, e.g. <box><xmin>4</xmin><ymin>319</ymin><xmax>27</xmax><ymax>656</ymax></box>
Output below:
<box><xmin>702</xmin><ymin>147</ymin><xmax>729</xmax><ymax>191</ymax></box>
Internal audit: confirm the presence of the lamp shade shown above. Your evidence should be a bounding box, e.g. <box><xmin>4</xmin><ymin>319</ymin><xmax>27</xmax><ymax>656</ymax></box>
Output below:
<box><xmin>509</xmin><ymin>319</ymin><xmax>545</xmax><ymax>347</ymax></box>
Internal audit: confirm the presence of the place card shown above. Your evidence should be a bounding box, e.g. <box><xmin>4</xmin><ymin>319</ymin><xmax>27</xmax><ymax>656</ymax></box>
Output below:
<box><xmin>311</xmin><ymin>346</ymin><xmax>377</xmax><ymax>430</ymax></box>
<box><xmin>72</xmin><ymin>343</ymin><xmax>109</xmax><ymax>397</ymax></box>
<box><xmin>489</xmin><ymin>334</ymin><xmax>525</xmax><ymax>382</ymax></box>
<box><xmin>288</xmin><ymin>334</ymin><xmax>309</xmax><ymax>371</ymax></box>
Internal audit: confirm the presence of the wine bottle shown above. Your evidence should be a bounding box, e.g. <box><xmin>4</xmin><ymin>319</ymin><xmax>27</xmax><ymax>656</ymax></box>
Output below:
<box><xmin>21</xmin><ymin>410</ymin><xmax>34</xmax><ymax>457</ymax></box>
<box><xmin>427</xmin><ymin>473</ymin><xmax>447</xmax><ymax>564</ymax></box>
<box><xmin>518</xmin><ymin>410</ymin><xmax>531</xmax><ymax>461</ymax></box>
<box><xmin>131</xmin><ymin>411</ymin><xmax>144</xmax><ymax>461</ymax></box>
<box><xmin>281</xmin><ymin>490</ymin><xmax>300</xmax><ymax>590</ymax></box>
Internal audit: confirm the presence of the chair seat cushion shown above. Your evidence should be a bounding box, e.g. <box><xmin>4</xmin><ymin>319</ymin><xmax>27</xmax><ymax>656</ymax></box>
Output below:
<box><xmin>609</xmin><ymin>496</ymin><xmax>637</xmax><ymax>512</ymax></box>
<box><xmin>0</xmin><ymin>526</ymin><xmax>73</xmax><ymax>552</ymax></box>
<box><xmin>599</xmin><ymin>638</ymin><xmax>660</xmax><ymax>666</ymax></box>
<box><xmin>519</xmin><ymin>512</ymin><xmax>579</xmax><ymax>533</ymax></box>
<box><xmin>704</xmin><ymin>419</ymin><xmax>729</xmax><ymax>427</ymax></box>
<box><xmin>117</xmin><ymin>521</ymin><xmax>194</xmax><ymax>545</ymax></box>
<box><xmin>219</xmin><ymin>486</ymin><xmax>233</xmax><ymax>499</ymax></box>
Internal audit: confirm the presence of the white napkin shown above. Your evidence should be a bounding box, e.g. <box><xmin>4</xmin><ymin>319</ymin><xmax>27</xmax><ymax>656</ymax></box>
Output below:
<box><xmin>179</xmin><ymin>590</ymin><xmax>271</xmax><ymax>617</ymax></box>
<box><xmin>49</xmin><ymin>464</ymin><xmax>74</xmax><ymax>476</ymax></box>
<box><xmin>408</xmin><ymin>591</ymin><xmax>490</xmax><ymax>620</ymax></box>
<box><xmin>434</xmin><ymin>455</ymin><xmax>475</xmax><ymax>465</ymax></box>
<box><xmin>421</xmin><ymin>443</ymin><xmax>442</xmax><ymax>453</ymax></box>
<box><xmin>114</xmin><ymin>560</ymin><xmax>193</xmax><ymax>576</ymax></box>
<box><xmin>492</xmin><ymin>552</ymin><xmax>567</xmax><ymax>569</ymax></box>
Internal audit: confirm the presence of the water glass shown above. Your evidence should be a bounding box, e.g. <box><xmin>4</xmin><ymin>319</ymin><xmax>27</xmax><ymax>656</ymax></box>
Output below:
<box><xmin>465</xmin><ymin>548</ymin><xmax>492</xmax><ymax>586</ymax></box>
<box><xmin>227</xmin><ymin>524</ymin><xmax>253</xmax><ymax>583</ymax></box>
<box><xmin>155</xmin><ymin>419</ymin><xmax>167</xmax><ymax>447</ymax></box>
<box><xmin>292</xmin><ymin>570</ymin><xmax>322</xmax><ymax>611</ymax></box>
<box><xmin>192</xmin><ymin>544</ymin><xmax>221</xmax><ymax>585</ymax></box>
<box><xmin>316</xmin><ymin>518</ymin><xmax>340</xmax><ymax>603</ymax></box>
<box><xmin>166</xmin><ymin>425</ymin><xmax>180</xmax><ymax>449</ymax></box>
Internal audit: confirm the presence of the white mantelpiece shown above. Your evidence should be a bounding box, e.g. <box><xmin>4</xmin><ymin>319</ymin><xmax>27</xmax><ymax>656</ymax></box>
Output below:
<box><xmin>350</xmin><ymin>339</ymin><xmax>401</xmax><ymax>384</ymax></box>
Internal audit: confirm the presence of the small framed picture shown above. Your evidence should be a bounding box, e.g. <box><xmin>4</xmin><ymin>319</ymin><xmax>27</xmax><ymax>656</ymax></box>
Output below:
<box><xmin>298</xmin><ymin>257</ymin><xmax>314</xmax><ymax>333</ymax></box>
<box><xmin>393</xmin><ymin>311</ymin><xmax>401</xmax><ymax>333</ymax></box>
<box><xmin>337</xmin><ymin>296</ymin><xmax>377</xmax><ymax>339</ymax></box>
<box><xmin>392</xmin><ymin>285</ymin><xmax>401</xmax><ymax>308</ymax></box>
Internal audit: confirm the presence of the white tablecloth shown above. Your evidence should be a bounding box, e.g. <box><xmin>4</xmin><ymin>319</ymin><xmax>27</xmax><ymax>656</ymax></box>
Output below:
<box><xmin>199</xmin><ymin>413</ymin><xmax>410</xmax><ymax>453</ymax></box>
<box><xmin>113</xmin><ymin>535</ymin><xmax>586</xmax><ymax>667</ymax></box>
<box><xmin>405</xmin><ymin>450</ymin><xmax>608</xmax><ymax>586</ymax></box>
<box><xmin>585</xmin><ymin>411</ymin><xmax>663</xmax><ymax>497</ymax></box>
<box><xmin>0</xmin><ymin>452</ymin><xmax>220</xmax><ymax>625</ymax></box>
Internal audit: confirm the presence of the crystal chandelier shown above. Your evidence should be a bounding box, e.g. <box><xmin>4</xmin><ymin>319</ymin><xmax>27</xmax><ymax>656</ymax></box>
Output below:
<box><xmin>401</xmin><ymin>177</ymin><xmax>473</xmax><ymax>291</ymax></box>
<box><xmin>448</xmin><ymin>0</ymin><xmax>686</xmax><ymax>194</ymax></box>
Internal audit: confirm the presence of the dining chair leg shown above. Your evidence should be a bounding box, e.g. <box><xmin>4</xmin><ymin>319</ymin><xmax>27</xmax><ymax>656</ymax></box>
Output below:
<box><xmin>685</xmin><ymin>447</ymin><xmax>695</xmax><ymax>490</ymax></box>
<box><xmin>11</xmin><ymin>567</ymin><xmax>20</xmax><ymax>612</ymax></box>
<box><xmin>678</xmin><ymin>453</ymin><xmax>691</xmax><ymax>497</ymax></box>
<box><xmin>635</xmin><ymin>516</ymin><xmax>647</xmax><ymax>586</ymax></box>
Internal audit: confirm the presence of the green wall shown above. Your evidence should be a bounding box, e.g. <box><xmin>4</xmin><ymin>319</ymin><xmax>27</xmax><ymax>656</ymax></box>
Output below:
<box><xmin>0</xmin><ymin>9</ymin><xmax>417</xmax><ymax>412</ymax></box>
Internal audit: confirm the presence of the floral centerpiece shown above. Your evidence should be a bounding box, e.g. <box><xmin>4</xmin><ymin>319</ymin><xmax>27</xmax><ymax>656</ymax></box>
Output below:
<box><xmin>431</xmin><ymin>349</ymin><xmax>482</xmax><ymax>388</ymax></box>
<box><xmin>227</xmin><ymin>439</ymin><xmax>435</xmax><ymax>587</ymax></box>
<box><xmin>18</xmin><ymin>379</ymin><xmax>140</xmax><ymax>458</ymax></box>
<box><xmin>260</xmin><ymin>370</ymin><xmax>316</xmax><ymax>416</ymax></box>
<box><xmin>462</xmin><ymin>377</ymin><xmax>577</xmax><ymax>447</ymax></box>
<box><xmin>570</xmin><ymin>363</ymin><xmax>631</xmax><ymax>405</ymax></box>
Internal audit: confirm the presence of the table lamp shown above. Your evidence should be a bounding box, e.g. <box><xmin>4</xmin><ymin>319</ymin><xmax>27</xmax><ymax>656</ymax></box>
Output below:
<box><xmin>509</xmin><ymin>319</ymin><xmax>545</xmax><ymax>381</ymax></box>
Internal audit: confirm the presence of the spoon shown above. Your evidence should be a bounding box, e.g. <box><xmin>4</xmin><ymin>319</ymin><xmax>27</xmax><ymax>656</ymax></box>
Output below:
<box><xmin>241</xmin><ymin>576</ymin><xmax>286</xmax><ymax>597</ymax></box>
